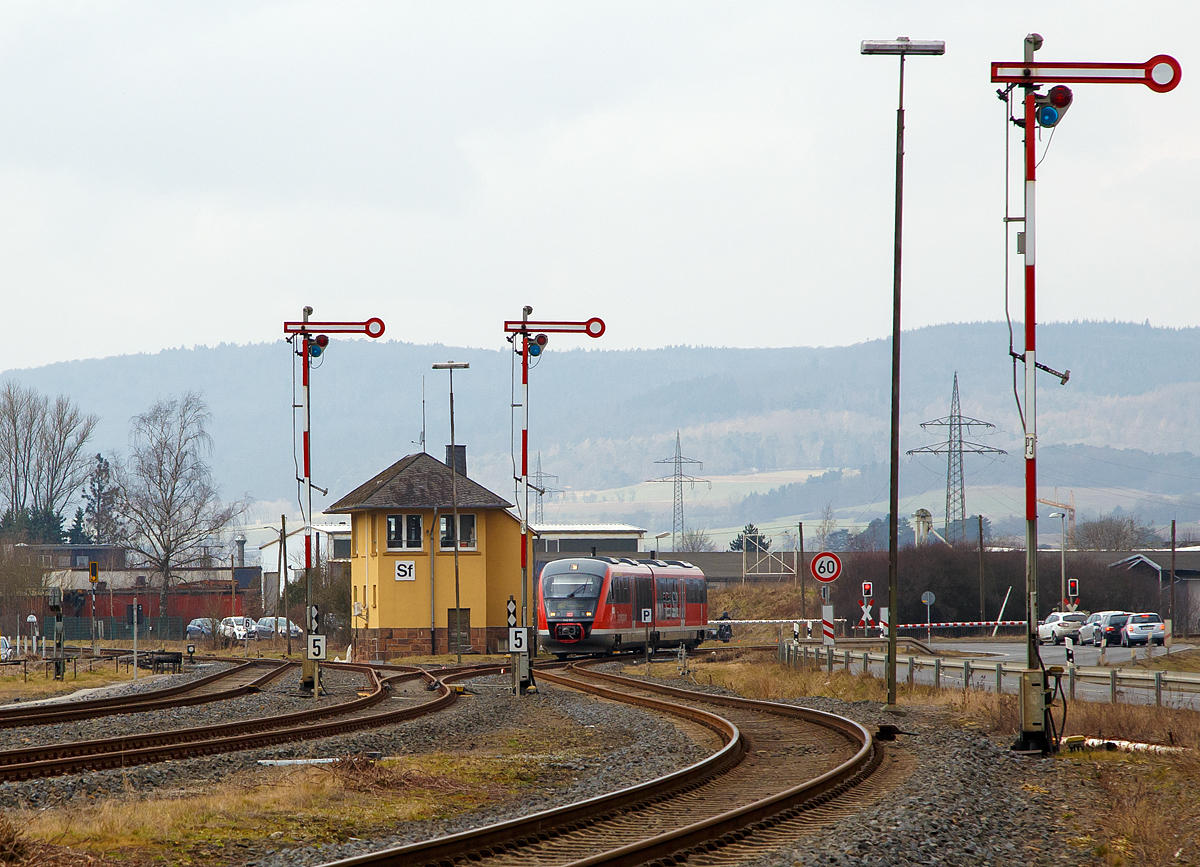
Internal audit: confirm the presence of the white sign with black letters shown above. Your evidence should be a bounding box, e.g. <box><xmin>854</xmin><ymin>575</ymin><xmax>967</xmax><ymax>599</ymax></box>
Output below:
<box><xmin>307</xmin><ymin>634</ymin><xmax>327</xmax><ymax>661</ymax></box>
<box><xmin>508</xmin><ymin>627</ymin><xmax>527</xmax><ymax>654</ymax></box>
<box><xmin>641</xmin><ymin>608</ymin><xmax>653</xmax><ymax>622</ymax></box>
<box><xmin>394</xmin><ymin>561</ymin><xmax>415</xmax><ymax>581</ymax></box>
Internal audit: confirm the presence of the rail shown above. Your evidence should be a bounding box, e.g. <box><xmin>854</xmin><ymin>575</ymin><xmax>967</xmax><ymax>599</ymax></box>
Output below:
<box><xmin>320</xmin><ymin>659</ymin><xmax>876</xmax><ymax>867</ymax></box>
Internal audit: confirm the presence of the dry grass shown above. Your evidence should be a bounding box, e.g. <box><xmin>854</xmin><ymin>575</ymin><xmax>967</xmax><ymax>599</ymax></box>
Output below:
<box><xmin>1124</xmin><ymin>646</ymin><xmax>1200</xmax><ymax>673</ymax></box>
<box><xmin>19</xmin><ymin>752</ymin><xmax>538</xmax><ymax>861</ymax></box>
<box><xmin>0</xmin><ymin>665</ymin><xmax>137</xmax><ymax>702</ymax></box>
<box><xmin>15</xmin><ymin>705</ymin><xmax>618</xmax><ymax>864</ymax></box>
<box><xmin>0</xmin><ymin>815</ymin><xmax>27</xmax><ymax>864</ymax></box>
<box><xmin>667</xmin><ymin>652</ymin><xmax>1200</xmax><ymax>867</ymax></box>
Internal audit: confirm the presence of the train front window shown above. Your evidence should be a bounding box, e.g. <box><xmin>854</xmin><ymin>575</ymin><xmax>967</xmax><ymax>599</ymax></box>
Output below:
<box><xmin>543</xmin><ymin>573</ymin><xmax>602</xmax><ymax>599</ymax></box>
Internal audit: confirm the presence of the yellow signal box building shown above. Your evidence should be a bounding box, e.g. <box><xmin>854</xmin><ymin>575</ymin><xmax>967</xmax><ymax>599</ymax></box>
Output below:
<box><xmin>328</xmin><ymin>451</ymin><xmax>527</xmax><ymax>658</ymax></box>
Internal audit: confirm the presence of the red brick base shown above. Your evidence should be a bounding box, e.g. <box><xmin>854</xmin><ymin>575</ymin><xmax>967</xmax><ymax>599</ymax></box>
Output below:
<box><xmin>355</xmin><ymin>626</ymin><xmax>512</xmax><ymax>659</ymax></box>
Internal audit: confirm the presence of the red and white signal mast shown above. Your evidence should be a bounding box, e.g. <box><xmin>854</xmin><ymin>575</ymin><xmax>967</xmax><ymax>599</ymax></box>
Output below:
<box><xmin>502</xmin><ymin>308</ymin><xmax>605</xmax><ymax>639</ymax></box>
<box><xmin>283</xmin><ymin>308</ymin><xmax>385</xmax><ymax>686</ymax></box>
<box><xmin>991</xmin><ymin>34</ymin><xmax>1179</xmax><ymax>751</ymax></box>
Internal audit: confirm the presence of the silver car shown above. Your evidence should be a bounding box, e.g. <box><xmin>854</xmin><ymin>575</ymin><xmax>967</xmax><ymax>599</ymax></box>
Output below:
<box><xmin>1120</xmin><ymin>612</ymin><xmax>1165</xmax><ymax>647</ymax></box>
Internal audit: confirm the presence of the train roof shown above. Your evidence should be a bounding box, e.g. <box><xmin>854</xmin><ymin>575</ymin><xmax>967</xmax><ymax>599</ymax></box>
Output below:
<box><xmin>548</xmin><ymin>555</ymin><xmax>703</xmax><ymax>571</ymax></box>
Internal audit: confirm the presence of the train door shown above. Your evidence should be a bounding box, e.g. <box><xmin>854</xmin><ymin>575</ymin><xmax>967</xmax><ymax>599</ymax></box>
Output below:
<box><xmin>634</xmin><ymin>575</ymin><xmax>654</xmax><ymax>627</ymax></box>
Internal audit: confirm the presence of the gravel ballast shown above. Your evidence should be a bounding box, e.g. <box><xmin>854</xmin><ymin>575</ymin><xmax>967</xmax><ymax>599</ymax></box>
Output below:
<box><xmin>5</xmin><ymin>663</ymin><xmax>1103</xmax><ymax>866</ymax></box>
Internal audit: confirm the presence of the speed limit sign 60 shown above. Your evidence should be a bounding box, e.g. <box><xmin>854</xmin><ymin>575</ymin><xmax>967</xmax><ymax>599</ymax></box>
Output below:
<box><xmin>810</xmin><ymin>552</ymin><xmax>842</xmax><ymax>583</ymax></box>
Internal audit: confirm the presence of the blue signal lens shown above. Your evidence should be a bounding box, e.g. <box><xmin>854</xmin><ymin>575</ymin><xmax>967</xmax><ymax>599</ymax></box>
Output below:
<box><xmin>528</xmin><ymin>343</ymin><xmax>542</xmax><ymax>357</ymax></box>
<box><xmin>1037</xmin><ymin>105</ymin><xmax>1060</xmax><ymax>127</ymax></box>
<box><xmin>309</xmin><ymin>344</ymin><xmax>323</xmax><ymax>358</ymax></box>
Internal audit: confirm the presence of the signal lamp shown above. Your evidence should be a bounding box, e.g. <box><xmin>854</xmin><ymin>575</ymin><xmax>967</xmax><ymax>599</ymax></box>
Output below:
<box><xmin>309</xmin><ymin>334</ymin><xmax>330</xmax><ymax>358</ymax></box>
<box><xmin>1035</xmin><ymin>85</ymin><xmax>1073</xmax><ymax>128</ymax></box>
<box><xmin>528</xmin><ymin>333</ymin><xmax>549</xmax><ymax>357</ymax></box>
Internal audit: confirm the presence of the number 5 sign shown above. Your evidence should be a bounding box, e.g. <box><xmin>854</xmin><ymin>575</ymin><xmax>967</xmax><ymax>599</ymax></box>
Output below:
<box><xmin>810</xmin><ymin>552</ymin><xmax>842</xmax><ymax>583</ymax></box>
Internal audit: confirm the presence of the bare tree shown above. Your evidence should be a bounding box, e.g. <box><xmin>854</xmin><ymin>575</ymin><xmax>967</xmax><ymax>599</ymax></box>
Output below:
<box><xmin>815</xmin><ymin>502</ymin><xmax>838</xmax><ymax>550</ymax></box>
<box><xmin>0</xmin><ymin>383</ymin><xmax>97</xmax><ymax>521</ymax></box>
<box><xmin>0</xmin><ymin>382</ymin><xmax>46</xmax><ymax>513</ymax></box>
<box><xmin>678</xmin><ymin>527</ymin><xmax>717</xmax><ymax>552</ymax></box>
<box><xmin>1075</xmin><ymin>514</ymin><xmax>1162</xmax><ymax>550</ymax></box>
<box><xmin>116</xmin><ymin>392</ymin><xmax>247</xmax><ymax>611</ymax></box>
<box><xmin>33</xmin><ymin>396</ymin><xmax>98</xmax><ymax>516</ymax></box>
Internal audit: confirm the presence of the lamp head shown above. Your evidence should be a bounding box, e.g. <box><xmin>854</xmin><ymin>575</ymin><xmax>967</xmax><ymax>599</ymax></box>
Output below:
<box><xmin>861</xmin><ymin>37</ymin><xmax>945</xmax><ymax>56</ymax></box>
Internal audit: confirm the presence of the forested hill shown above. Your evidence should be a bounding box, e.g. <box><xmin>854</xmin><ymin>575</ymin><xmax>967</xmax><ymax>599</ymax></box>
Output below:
<box><xmin>3</xmin><ymin>320</ymin><xmax>1199</xmax><ymax>524</ymax></box>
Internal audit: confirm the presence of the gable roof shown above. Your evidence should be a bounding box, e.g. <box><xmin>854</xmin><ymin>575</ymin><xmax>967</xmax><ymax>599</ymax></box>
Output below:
<box><xmin>327</xmin><ymin>453</ymin><xmax>514</xmax><ymax>513</ymax></box>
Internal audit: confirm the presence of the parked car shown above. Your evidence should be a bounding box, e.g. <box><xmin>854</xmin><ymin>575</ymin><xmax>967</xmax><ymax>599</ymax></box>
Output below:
<box><xmin>1120</xmin><ymin>612</ymin><xmax>1165</xmax><ymax>647</ymax></box>
<box><xmin>255</xmin><ymin>616</ymin><xmax>302</xmax><ymax>639</ymax></box>
<box><xmin>218</xmin><ymin>616</ymin><xmax>257</xmax><ymax>642</ymax></box>
<box><xmin>1079</xmin><ymin>610</ymin><xmax>1131</xmax><ymax>646</ymax></box>
<box><xmin>186</xmin><ymin>618</ymin><xmax>219</xmax><ymax>639</ymax></box>
<box><xmin>1037</xmin><ymin>611</ymin><xmax>1088</xmax><ymax>645</ymax></box>
<box><xmin>0</xmin><ymin>636</ymin><xmax>12</xmax><ymax>661</ymax></box>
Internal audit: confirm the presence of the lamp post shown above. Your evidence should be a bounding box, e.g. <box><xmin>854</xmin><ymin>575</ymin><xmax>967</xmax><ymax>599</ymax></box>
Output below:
<box><xmin>861</xmin><ymin>36</ymin><xmax>945</xmax><ymax>712</ymax></box>
<box><xmin>654</xmin><ymin>531</ymin><xmax>670</xmax><ymax>558</ymax></box>
<box><xmin>1049</xmin><ymin>511</ymin><xmax>1066</xmax><ymax>610</ymax></box>
<box><xmin>433</xmin><ymin>361</ymin><xmax>469</xmax><ymax>664</ymax></box>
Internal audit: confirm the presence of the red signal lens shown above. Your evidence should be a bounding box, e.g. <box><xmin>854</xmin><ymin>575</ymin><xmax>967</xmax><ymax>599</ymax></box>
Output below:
<box><xmin>534</xmin><ymin>333</ymin><xmax>549</xmax><ymax>347</ymax></box>
<box><xmin>1048</xmin><ymin>85</ymin><xmax>1072</xmax><ymax>108</ymax></box>
<box><xmin>314</xmin><ymin>334</ymin><xmax>330</xmax><ymax>348</ymax></box>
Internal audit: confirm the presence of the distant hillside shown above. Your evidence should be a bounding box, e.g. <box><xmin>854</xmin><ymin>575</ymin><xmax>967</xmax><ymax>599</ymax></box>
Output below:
<box><xmin>5</xmin><ymin>320</ymin><xmax>1200</xmax><ymax>529</ymax></box>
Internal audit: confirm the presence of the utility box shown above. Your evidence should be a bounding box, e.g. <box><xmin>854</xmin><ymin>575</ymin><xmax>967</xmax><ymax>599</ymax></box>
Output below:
<box><xmin>1018</xmin><ymin>669</ymin><xmax>1045</xmax><ymax>733</ymax></box>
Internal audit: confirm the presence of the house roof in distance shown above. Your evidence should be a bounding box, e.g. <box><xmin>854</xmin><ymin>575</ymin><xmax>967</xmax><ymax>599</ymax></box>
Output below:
<box><xmin>327</xmin><ymin>452</ymin><xmax>514</xmax><ymax>513</ymax></box>
<box><xmin>532</xmin><ymin>523</ymin><xmax>647</xmax><ymax>537</ymax></box>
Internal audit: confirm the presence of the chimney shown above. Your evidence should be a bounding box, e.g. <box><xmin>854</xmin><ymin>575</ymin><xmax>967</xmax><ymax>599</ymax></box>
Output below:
<box><xmin>445</xmin><ymin>445</ymin><xmax>466</xmax><ymax>477</ymax></box>
<box><xmin>235</xmin><ymin>534</ymin><xmax>247</xmax><ymax>567</ymax></box>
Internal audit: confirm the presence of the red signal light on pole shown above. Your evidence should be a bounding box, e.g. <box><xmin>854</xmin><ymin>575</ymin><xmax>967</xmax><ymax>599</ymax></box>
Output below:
<box><xmin>309</xmin><ymin>334</ymin><xmax>330</xmax><ymax>358</ymax></box>
<box><xmin>528</xmin><ymin>333</ymin><xmax>549</xmax><ymax>357</ymax></box>
<box><xmin>1067</xmin><ymin>577</ymin><xmax>1079</xmax><ymax>598</ymax></box>
<box><xmin>1036</xmin><ymin>84</ymin><xmax>1073</xmax><ymax>127</ymax></box>
<box><xmin>862</xmin><ymin>581</ymin><xmax>873</xmax><ymax>599</ymax></box>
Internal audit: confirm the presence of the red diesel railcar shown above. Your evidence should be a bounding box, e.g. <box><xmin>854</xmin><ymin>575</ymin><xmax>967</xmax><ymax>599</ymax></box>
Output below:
<box><xmin>537</xmin><ymin>556</ymin><xmax>708</xmax><ymax>657</ymax></box>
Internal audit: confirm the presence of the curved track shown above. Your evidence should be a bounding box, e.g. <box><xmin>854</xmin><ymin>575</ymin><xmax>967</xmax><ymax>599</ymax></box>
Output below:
<box><xmin>322</xmin><ymin>660</ymin><xmax>879</xmax><ymax>867</ymax></box>
<box><xmin>0</xmin><ymin>662</ymin><xmax>502</xmax><ymax>781</ymax></box>
<box><xmin>0</xmin><ymin>658</ymin><xmax>293</xmax><ymax>729</ymax></box>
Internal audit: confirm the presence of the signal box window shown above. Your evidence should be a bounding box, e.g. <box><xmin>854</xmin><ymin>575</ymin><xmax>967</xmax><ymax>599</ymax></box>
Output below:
<box><xmin>440</xmin><ymin>514</ymin><xmax>477</xmax><ymax>550</ymax></box>
<box><xmin>386</xmin><ymin>515</ymin><xmax>423</xmax><ymax>550</ymax></box>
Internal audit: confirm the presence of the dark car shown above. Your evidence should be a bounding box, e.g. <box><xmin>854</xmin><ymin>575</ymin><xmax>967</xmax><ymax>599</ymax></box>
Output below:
<box><xmin>185</xmin><ymin>618</ymin><xmax>218</xmax><ymax>639</ymax></box>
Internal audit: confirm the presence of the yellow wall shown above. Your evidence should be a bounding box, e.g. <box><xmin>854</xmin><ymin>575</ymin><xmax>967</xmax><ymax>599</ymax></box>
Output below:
<box><xmin>350</xmin><ymin>507</ymin><xmax>527</xmax><ymax>631</ymax></box>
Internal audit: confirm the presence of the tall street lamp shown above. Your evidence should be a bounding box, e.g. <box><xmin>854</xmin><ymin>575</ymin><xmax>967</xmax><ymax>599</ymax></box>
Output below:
<box><xmin>1049</xmin><ymin>511</ymin><xmax>1067</xmax><ymax>610</ymax></box>
<box><xmin>861</xmin><ymin>36</ymin><xmax>945</xmax><ymax>712</ymax></box>
<box><xmin>433</xmin><ymin>361</ymin><xmax>469</xmax><ymax>664</ymax></box>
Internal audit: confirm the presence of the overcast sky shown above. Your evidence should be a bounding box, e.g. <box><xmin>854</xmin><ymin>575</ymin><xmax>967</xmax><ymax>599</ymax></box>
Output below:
<box><xmin>1</xmin><ymin>1</ymin><xmax>1196</xmax><ymax>371</ymax></box>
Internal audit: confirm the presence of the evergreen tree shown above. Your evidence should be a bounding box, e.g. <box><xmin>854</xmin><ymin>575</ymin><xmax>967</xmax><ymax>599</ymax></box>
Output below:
<box><xmin>83</xmin><ymin>454</ymin><xmax>122</xmax><ymax>543</ymax></box>
<box><xmin>67</xmin><ymin>507</ymin><xmax>91</xmax><ymax>544</ymax></box>
<box><xmin>729</xmin><ymin>524</ymin><xmax>771</xmax><ymax>553</ymax></box>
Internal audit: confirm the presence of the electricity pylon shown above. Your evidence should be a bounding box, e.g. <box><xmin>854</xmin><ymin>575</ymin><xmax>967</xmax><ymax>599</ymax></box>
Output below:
<box><xmin>908</xmin><ymin>373</ymin><xmax>1006</xmax><ymax>542</ymax></box>
<box><xmin>647</xmin><ymin>431</ymin><xmax>708</xmax><ymax>552</ymax></box>
<box><xmin>530</xmin><ymin>452</ymin><xmax>562</xmax><ymax>523</ymax></box>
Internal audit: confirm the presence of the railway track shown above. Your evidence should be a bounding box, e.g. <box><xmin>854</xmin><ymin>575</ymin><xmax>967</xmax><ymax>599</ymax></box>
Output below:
<box><xmin>0</xmin><ymin>658</ymin><xmax>293</xmax><ymax>729</ymax></box>
<box><xmin>321</xmin><ymin>660</ymin><xmax>880</xmax><ymax>867</ymax></box>
<box><xmin>0</xmin><ymin>662</ymin><xmax>508</xmax><ymax>782</ymax></box>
